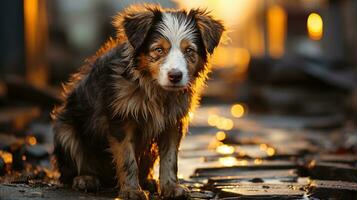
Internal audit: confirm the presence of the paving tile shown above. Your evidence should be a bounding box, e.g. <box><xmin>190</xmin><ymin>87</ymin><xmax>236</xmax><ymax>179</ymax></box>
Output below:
<box><xmin>218</xmin><ymin>182</ymin><xmax>306</xmax><ymax>199</ymax></box>
<box><xmin>308</xmin><ymin>161</ymin><xmax>357</xmax><ymax>182</ymax></box>
<box><xmin>192</xmin><ymin>160</ymin><xmax>298</xmax><ymax>178</ymax></box>
<box><xmin>207</xmin><ymin>169</ymin><xmax>298</xmax><ymax>186</ymax></box>
<box><xmin>308</xmin><ymin>180</ymin><xmax>357</xmax><ymax>199</ymax></box>
<box><xmin>313</xmin><ymin>154</ymin><xmax>357</xmax><ymax>165</ymax></box>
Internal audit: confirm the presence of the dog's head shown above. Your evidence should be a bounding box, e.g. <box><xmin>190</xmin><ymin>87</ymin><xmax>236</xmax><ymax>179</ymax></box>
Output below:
<box><xmin>114</xmin><ymin>5</ymin><xmax>224</xmax><ymax>91</ymax></box>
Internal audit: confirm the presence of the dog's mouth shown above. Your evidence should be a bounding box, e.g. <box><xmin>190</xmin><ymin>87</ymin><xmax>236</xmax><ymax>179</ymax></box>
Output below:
<box><xmin>162</xmin><ymin>85</ymin><xmax>187</xmax><ymax>91</ymax></box>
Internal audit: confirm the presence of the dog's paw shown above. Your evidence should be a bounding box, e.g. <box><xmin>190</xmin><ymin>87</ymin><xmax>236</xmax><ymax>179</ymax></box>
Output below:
<box><xmin>72</xmin><ymin>175</ymin><xmax>100</xmax><ymax>192</ymax></box>
<box><xmin>118</xmin><ymin>189</ymin><xmax>148</xmax><ymax>200</ymax></box>
<box><xmin>160</xmin><ymin>184</ymin><xmax>189</xmax><ymax>199</ymax></box>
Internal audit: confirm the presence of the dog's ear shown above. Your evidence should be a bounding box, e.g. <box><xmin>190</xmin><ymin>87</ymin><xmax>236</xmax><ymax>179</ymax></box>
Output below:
<box><xmin>113</xmin><ymin>5</ymin><xmax>160</xmax><ymax>50</ymax></box>
<box><xmin>192</xmin><ymin>9</ymin><xmax>224</xmax><ymax>54</ymax></box>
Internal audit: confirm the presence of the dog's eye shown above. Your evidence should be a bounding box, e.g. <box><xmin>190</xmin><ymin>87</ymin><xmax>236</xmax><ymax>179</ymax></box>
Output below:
<box><xmin>155</xmin><ymin>47</ymin><xmax>163</xmax><ymax>55</ymax></box>
<box><xmin>185</xmin><ymin>47</ymin><xmax>195</xmax><ymax>54</ymax></box>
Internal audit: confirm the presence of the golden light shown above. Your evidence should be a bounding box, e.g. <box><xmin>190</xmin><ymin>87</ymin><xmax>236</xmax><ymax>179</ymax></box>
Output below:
<box><xmin>236</xmin><ymin>48</ymin><xmax>251</xmax><ymax>75</ymax></box>
<box><xmin>308</xmin><ymin>160</ymin><xmax>316</xmax><ymax>168</ymax></box>
<box><xmin>267</xmin><ymin>5</ymin><xmax>287</xmax><ymax>58</ymax></box>
<box><xmin>216</xmin><ymin>144</ymin><xmax>235</xmax><ymax>155</ymax></box>
<box><xmin>208</xmin><ymin>114</ymin><xmax>220</xmax><ymax>126</ymax></box>
<box><xmin>26</xmin><ymin>136</ymin><xmax>37</xmax><ymax>146</ymax></box>
<box><xmin>238</xmin><ymin>150</ymin><xmax>246</xmax><ymax>157</ymax></box>
<box><xmin>188</xmin><ymin>112</ymin><xmax>194</xmax><ymax>122</ymax></box>
<box><xmin>218</xmin><ymin>156</ymin><xmax>238</xmax><ymax>166</ymax></box>
<box><xmin>208</xmin><ymin>114</ymin><xmax>234</xmax><ymax>130</ymax></box>
<box><xmin>266</xmin><ymin>147</ymin><xmax>276</xmax><ymax>156</ymax></box>
<box><xmin>237</xmin><ymin>159</ymin><xmax>248</xmax><ymax>166</ymax></box>
<box><xmin>24</xmin><ymin>0</ymin><xmax>49</xmax><ymax>87</ymax></box>
<box><xmin>260</xmin><ymin>144</ymin><xmax>268</xmax><ymax>151</ymax></box>
<box><xmin>212</xmin><ymin>47</ymin><xmax>251</xmax><ymax>73</ymax></box>
<box><xmin>174</xmin><ymin>0</ymin><xmax>258</xmax><ymax>27</ymax></box>
<box><xmin>307</xmin><ymin>13</ymin><xmax>323</xmax><ymax>40</ymax></box>
<box><xmin>178</xmin><ymin>174</ymin><xmax>184</xmax><ymax>179</ymax></box>
<box><xmin>254</xmin><ymin>158</ymin><xmax>263</xmax><ymax>165</ymax></box>
<box><xmin>231</xmin><ymin>104</ymin><xmax>245</xmax><ymax>118</ymax></box>
<box><xmin>216</xmin><ymin>131</ymin><xmax>226</xmax><ymax>141</ymax></box>
<box><xmin>224</xmin><ymin>119</ymin><xmax>234</xmax><ymax>130</ymax></box>
<box><xmin>0</xmin><ymin>150</ymin><xmax>13</xmax><ymax>164</ymax></box>
<box><xmin>175</xmin><ymin>0</ymin><xmax>258</xmax><ymax>74</ymax></box>
<box><xmin>216</xmin><ymin>118</ymin><xmax>234</xmax><ymax>131</ymax></box>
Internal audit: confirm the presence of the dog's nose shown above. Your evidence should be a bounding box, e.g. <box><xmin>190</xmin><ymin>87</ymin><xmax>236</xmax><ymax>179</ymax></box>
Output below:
<box><xmin>168</xmin><ymin>69</ymin><xmax>183</xmax><ymax>83</ymax></box>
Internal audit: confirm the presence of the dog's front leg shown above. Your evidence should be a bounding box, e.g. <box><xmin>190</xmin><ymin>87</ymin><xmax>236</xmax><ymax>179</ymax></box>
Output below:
<box><xmin>108</xmin><ymin>125</ymin><xmax>148</xmax><ymax>200</ymax></box>
<box><xmin>158</xmin><ymin>124</ymin><xmax>189</xmax><ymax>199</ymax></box>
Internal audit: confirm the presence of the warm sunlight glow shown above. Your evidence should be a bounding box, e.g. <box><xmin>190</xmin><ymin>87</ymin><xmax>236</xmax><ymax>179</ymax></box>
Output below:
<box><xmin>211</xmin><ymin>47</ymin><xmax>251</xmax><ymax>74</ymax></box>
<box><xmin>237</xmin><ymin>159</ymin><xmax>248</xmax><ymax>166</ymax></box>
<box><xmin>267</xmin><ymin>5</ymin><xmax>287</xmax><ymax>58</ymax></box>
<box><xmin>238</xmin><ymin>150</ymin><xmax>246</xmax><ymax>157</ymax></box>
<box><xmin>216</xmin><ymin>131</ymin><xmax>226</xmax><ymax>141</ymax></box>
<box><xmin>216</xmin><ymin>118</ymin><xmax>234</xmax><ymax>131</ymax></box>
<box><xmin>175</xmin><ymin>0</ymin><xmax>260</xmax><ymax>70</ymax></box>
<box><xmin>26</xmin><ymin>136</ymin><xmax>37</xmax><ymax>146</ymax></box>
<box><xmin>0</xmin><ymin>151</ymin><xmax>13</xmax><ymax>164</ymax></box>
<box><xmin>175</xmin><ymin>0</ymin><xmax>258</xmax><ymax>27</ymax></box>
<box><xmin>266</xmin><ymin>147</ymin><xmax>276</xmax><ymax>156</ymax></box>
<box><xmin>208</xmin><ymin>115</ymin><xmax>234</xmax><ymax>130</ymax></box>
<box><xmin>24</xmin><ymin>0</ymin><xmax>49</xmax><ymax>87</ymax></box>
<box><xmin>260</xmin><ymin>144</ymin><xmax>268</xmax><ymax>151</ymax></box>
<box><xmin>188</xmin><ymin>112</ymin><xmax>194</xmax><ymax>122</ymax></box>
<box><xmin>219</xmin><ymin>157</ymin><xmax>248</xmax><ymax>166</ymax></box>
<box><xmin>218</xmin><ymin>157</ymin><xmax>238</xmax><ymax>166</ymax></box>
<box><xmin>254</xmin><ymin>158</ymin><xmax>263</xmax><ymax>165</ymax></box>
<box><xmin>307</xmin><ymin>13</ymin><xmax>323</xmax><ymax>40</ymax></box>
<box><xmin>208</xmin><ymin>114</ymin><xmax>220</xmax><ymax>126</ymax></box>
<box><xmin>216</xmin><ymin>144</ymin><xmax>235</xmax><ymax>155</ymax></box>
<box><xmin>178</xmin><ymin>174</ymin><xmax>184</xmax><ymax>179</ymax></box>
<box><xmin>231</xmin><ymin>104</ymin><xmax>245</xmax><ymax>118</ymax></box>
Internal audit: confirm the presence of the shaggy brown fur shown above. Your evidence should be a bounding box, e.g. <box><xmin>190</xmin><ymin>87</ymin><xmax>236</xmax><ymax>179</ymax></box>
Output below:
<box><xmin>52</xmin><ymin>4</ymin><xmax>224</xmax><ymax>200</ymax></box>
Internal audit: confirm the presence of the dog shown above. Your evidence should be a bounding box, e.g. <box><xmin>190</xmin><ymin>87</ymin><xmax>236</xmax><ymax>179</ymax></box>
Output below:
<box><xmin>52</xmin><ymin>4</ymin><xmax>224</xmax><ymax>200</ymax></box>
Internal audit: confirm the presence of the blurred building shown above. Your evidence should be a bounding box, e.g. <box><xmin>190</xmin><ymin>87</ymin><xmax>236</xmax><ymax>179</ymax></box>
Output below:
<box><xmin>0</xmin><ymin>0</ymin><xmax>356</xmax><ymax>109</ymax></box>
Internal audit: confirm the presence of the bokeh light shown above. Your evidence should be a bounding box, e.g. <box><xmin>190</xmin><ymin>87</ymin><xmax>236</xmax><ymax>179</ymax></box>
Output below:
<box><xmin>216</xmin><ymin>144</ymin><xmax>235</xmax><ymax>155</ymax></box>
<box><xmin>231</xmin><ymin>104</ymin><xmax>245</xmax><ymax>118</ymax></box>
<box><xmin>307</xmin><ymin>12</ymin><xmax>323</xmax><ymax>40</ymax></box>
<box><xmin>216</xmin><ymin>131</ymin><xmax>226</xmax><ymax>141</ymax></box>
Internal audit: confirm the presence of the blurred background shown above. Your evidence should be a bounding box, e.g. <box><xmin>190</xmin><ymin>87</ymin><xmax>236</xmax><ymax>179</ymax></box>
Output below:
<box><xmin>0</xmin><ymin>1</ymin><xmax>357</xmax><ymax>198</ymax></box>
<box><xmin>1</xmin><ymin>0</ymin><xmax>356</xmax><ymax>116</ymax></box>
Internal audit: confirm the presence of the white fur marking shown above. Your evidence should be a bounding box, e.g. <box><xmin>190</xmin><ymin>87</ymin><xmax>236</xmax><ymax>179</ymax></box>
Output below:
<box><xmin>157</xmin><ymin>13</ymin><xmax>196</xmax><ymax>86</ymax></box>
<box><xmin>158</xmin><ymin>13</ymin><xmax>196</xmax><ymax>48</ymax></box>
<box><xmin>159</xmin><ymin>48</ymin><xmax>188</xmax><ymax>86</ymax></box>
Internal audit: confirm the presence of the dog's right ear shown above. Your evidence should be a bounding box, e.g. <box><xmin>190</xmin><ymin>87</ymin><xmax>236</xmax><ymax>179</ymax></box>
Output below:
<box><xmin>113</xmin><ymin>5</ymin><xmax>160</xmax><ymax>50</ymax></box>
<box><xmin>191</xmin><ymin>9</ymin><xmax>224</xmax><ymax>54</ymax></box>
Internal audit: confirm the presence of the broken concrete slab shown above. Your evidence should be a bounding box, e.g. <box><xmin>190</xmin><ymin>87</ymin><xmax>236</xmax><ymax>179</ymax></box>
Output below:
<box><xmin>308</xmin><ymin>161</ymin><xmax>357</xmax><ymax>182</ymax></box>
<box><xmin>192</xmin><ymin>160</ymin><xmax>298</xmax><ymax>178</ymax></box>
<box><xmin>208</xmin><ymin>169</ymin><xmax>298</xmax><ymax>186</ymax></box>
<box><xmin>308</xmin><ymin>180</ymin><xmax>357</xmax><ymax>199</ymax></box>
<box><xmin>218</xmin><ymin>182</ymin><xmax>306</xmax><ymax>199</ymax></box>
<box><xmin>312</xmin><ymin>154</ymin><xmax>357</xmax><ymax>165</ymax></box>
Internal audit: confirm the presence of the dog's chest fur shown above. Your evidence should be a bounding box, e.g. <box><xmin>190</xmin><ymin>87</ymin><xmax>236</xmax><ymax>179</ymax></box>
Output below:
<box><xmin>110</xmin><ymin>74</ymin><xmax>191</xmax><ymax>138</ymax></box>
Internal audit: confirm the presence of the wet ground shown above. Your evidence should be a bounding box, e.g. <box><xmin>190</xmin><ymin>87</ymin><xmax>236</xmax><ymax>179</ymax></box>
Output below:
<box><xmin>1</xmin><ymin>104</ymin><xmax>357</xmax><ymax>199</ymax></box>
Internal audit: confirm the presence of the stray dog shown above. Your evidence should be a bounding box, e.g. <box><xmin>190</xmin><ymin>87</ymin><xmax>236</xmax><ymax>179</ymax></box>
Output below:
<box><xmin>52</xmin><ymin>4</ymin><xmax>224</xmax><ymax>200</ymax></box>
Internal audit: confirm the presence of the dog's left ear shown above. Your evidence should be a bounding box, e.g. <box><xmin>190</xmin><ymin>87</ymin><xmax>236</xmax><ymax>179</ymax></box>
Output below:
<box><xmin>192</xmin><ymin>9</ymin><xmax>225</xmax><ymax>54</ymax></box>
<box><xmin>114</xmin><ymin>5</ymin><xmax>159</xmax><ymax>50</ymax></box>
